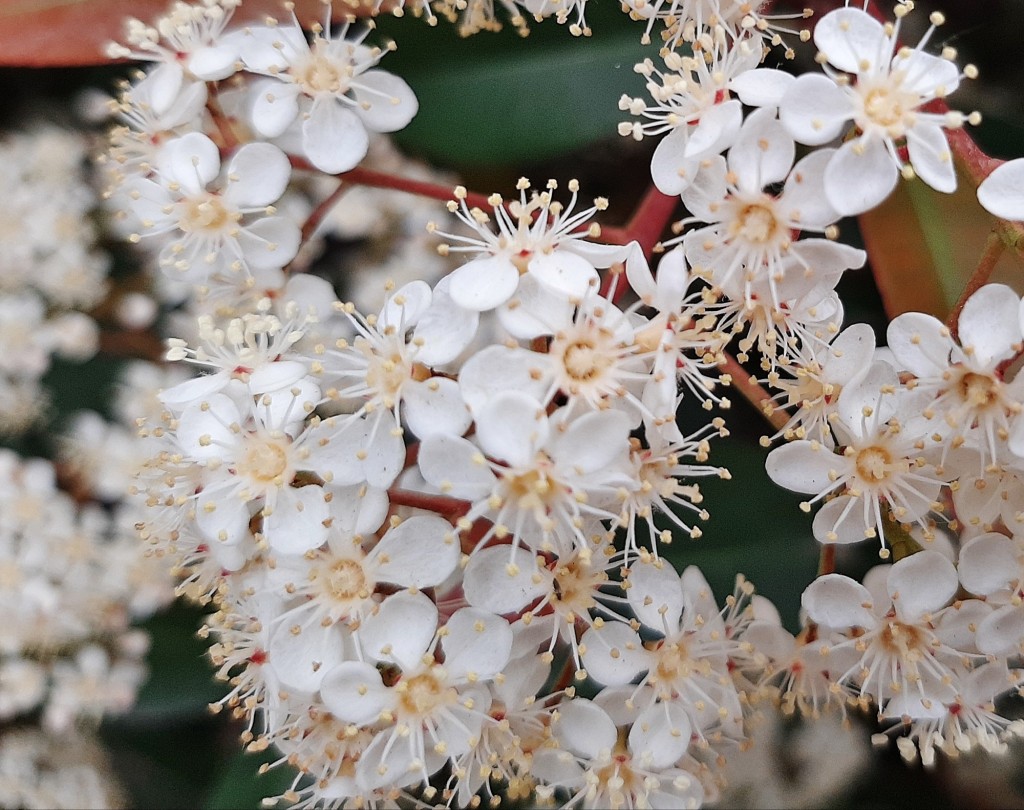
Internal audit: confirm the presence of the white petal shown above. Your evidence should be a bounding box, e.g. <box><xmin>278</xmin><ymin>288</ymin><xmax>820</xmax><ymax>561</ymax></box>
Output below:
<box><xmin>650</xmin><ymin>126</ymin><xmax>696</xmax><ymax>196</ymax></box>
<box><xmin>906</xmin><ymin>124</ymin><xmax>956</xmax><ymax>194</ymax></box>
<box><xmin>528</xmin><ymin>250</ymin><xmax>599</xmax><ymax>300</ymax></box>
<box><xmin>553</xmin><ymin>699</ymin><xmax>617</xmax><ymax>759</ymax></box>
<box><xmin>626</xmin><ymin>558</ymin><xmax>684</xmax><ymax>632</ymax></box>
<box><xmin>550</xmin><ymin>409</ymin><xmax>631</xmax><ymax>473</ymax></box>
<box><xmin>497</xmin><ymin>273</ymin><xmax>574</xmax><ymax>339</ymax></box>
<box><xmin>442</xmin><ymin>608</ymin><xmax>513</xmax><ymax>681</ymax></box>
<box><xmin>579</xmin><ymin>623</ymin><xmax>649</xmax><ymax>686</ymax></box>
<box><xmin>813</xmin><ymin>7</ymin><xmax>887</xmax><ymax>74</ymax></box>
<box><xmin>196</xmin><ymin>490</ymin><xmax>249</xmax><ymax>545</ymax></box>
<box><xmin>886</xmin><ymin>312</ymin><xmax>953</xmax><ymax>377</ymax></box>
<box><xmin>463</xmin><ymin>545</ymin><xmax>547</xmax><ymax>614</ymax></box>
<box><xmin>247</xmin><ymin>361</ymin><xmax>308</xmax><ymax>396</ymax></box>
<box><xmin>417</xmin><ymin>434</ymin><xmax>496</xmax><ymax>499</ymax></box>
<box><xmin>812</xmin><ymin>494</ymin><xmax>872</xmax><ymax>545</ymax></box>
<box><xmin>476</xmin><ymin>391</ymin><xmax>548</xmax><ymax>467</ymax></box>
<box><xmin>447</xmin><ymin>254</ymin><xmax>519</xmax><ymax>311</ymax></box>
<box><xmin>412</xmin><ymin>282</ymin><xmax>479</xmax><ymax>364</ymax></box>
<box><xmin>978</xmin><ymin>159</ymin><xmax>1024</xmax><ymax>220</ymax></box>
<box><xmin>455</xmin><ymin>344</ymin><xmax>547</xmax><ymax>416</ymax></box>
<box><xmin>835</xmin><ymin>359</ymin><xmax>900</xmax><ymax>435</ymax></box>
<box><xmin>139</xmin><ymin>63</ymin><xmax>184</xmax><ymax>116</ymax></box>
<box><xmin>250</xmin><ymin>79</ymin><xmax>301</xmax><ymax>138</ymax></box>
<box><xmin>224</xmin><ymin>143</ymin><xmax>291</xmax><ymax>208</ymax></box>
<box><xmin>159</xmin><ymin>132</ymin><xmax>220</xmax><ymax>195</ymax></box>
<box><xmin>765</xmin><ymin>441</ymin><xmax>843</xmax><ymax>494</ymax></box>
<box><xmin>895</xmin><ymin>49</ymin><xmax>960</xmax><ymax>98</ymax></box>
<box><xmin>886</xmin><ymin>550</ymin><xmax>957</xmax><ymax>622</ymax></box>
<box><xmin>268</xmin><ymin>620</ymin><xmax>349</xmax><ymax>694</ymax></box>
<box><xmin>728</xmin><ymin>107</ymin><xmax>795</xmax><ymax>190</ymax></box>
<box><xmin>158</xmin><ymin>371</ymin><xmax>229</xmax><ymax>409</ymax></box>
<box><xmin>403</xmin><ymin>377</ymin><xmax>471</xmax><ymax>440</ymax></box>
<box><xmin>320</xmin><ymin>661</ymin><xmax>390</xmax><ymax>725</ymax></box>
<box><xmin>253</xmin><ymin>377</ymin><xmax>320</xmax><ymax>434</ymax></box>
<box><xmin>264</xmin><ymin>485</ymin><xmax>329</xmax><ymax>554</ymax></box>
<box><xmin>977</xmin><ymin>604</ymin><xmax>1024</xmax><ymax>657</ymax></box>
<box><xmin>957</xmin><ymin>533</ymin><xmax>1018</xmax><ymax>596</ymax></box>
<box><xmin>801</xmin><ymin>573</ymin><xmax>875</xmax><ymax>628</ymax></box>
<box><xmin>237</xmin><ymin>216</ymin><xmax>301</xmax><ymax>271</ymax></box>
<box><xmin>372</xmin><ymin>514</ymin><xmax>461</xmax><ymax>588</ymax></box>
<box><xmin>629</xmin><ymin>702</ymin><xmax>692</xmax><ymax>770</ymax></box>
<box><xmin>823</xmin><ymin>323</ymin><xmax>877</xmax><ymax>384</ymax></box>
<box><xmin>684</xmin><ymin>99</ymin><xmax>742</xmax><ymax>158</ymax></box>
<box><xmin>779</xmin><ymin>74</ymin><xmax>851</xmax><ymax>146</ymax></box>
<box><xmin>302</xmin><ymin>99</ymin><xmax>369</xmax><ymax>175</ymax></box>
<box><xmin>378</xmin><ymin>280</ymin><xmax>432</xmax><ymax>332</ymax></box>
<box><xmin>187</xmin><ymin>44</ymin><xmax>238</xmax><ymax>81</ymax></box>
<box><xmin>176</xmin><ymin>393</ymin><xmax>240</xmax><ymax>461</ymax></box>
<box><xmin>957</xmin><ymin>283</ymin><xmax>1022</xmax><ymax>368</ymax></box>
<box><xmin>360</xmin><ymin>590</ymin><xmax>437</xmax><ymax>670</ymax></box>
<box><xmin>825</xmin><ymin>137</ymin><xmax>898</xmax><ymax>216</ymax></box>
<box><xmin>780</xmin><ymin>147</ymin><xmax>840</xmax><ymax>230</ymax></box>
<box><xmin>729</xmin><ymin>68</ymin><xmax>796</xmax><ymax>107</ymax></box>
<box><xmin>351</xmin><ymin>70</ymin><xmax>419</xmax><ymax>133</ymax></box>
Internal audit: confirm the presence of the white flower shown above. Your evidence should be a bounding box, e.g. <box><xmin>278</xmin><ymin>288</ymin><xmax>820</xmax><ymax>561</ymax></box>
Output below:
<box><xmin>418</xmin><ymin>391</ymin><xmax>635</xmax><ymax>554</ymax></box>
<box><xmin>319</xmin><ymin>590</ymin><xmax>512</xmax><ymax>790</ymax></box>
<box><xmin>765</xmin><ymin>322</ymin><xmax>877</xmax><ymax>447</ymax></box>
<box><xmin>322</xmin><ymin>280</ymin><xmax>475</xmax><ymax>441</ymax></box>
<box><xmin>779</xmin><ymin>6</ymin><xmax>976</xmax><ymax>215</ymax></box>
<box><xmin>887</xmin><ymin>283</ymin><xmax>1024</xmax><ymax>467</ymax></box>
<box><xmin>429</xmin><ymin>179</ymin><xmax>636</xmax><ymax>312</ymax></box>
<box><xmin>124</xmin><ymin>133</ymin><xmax>300</xmax><ymax>283</ymax></box>
<box><xmin>677</xmin><ymin>107</ymin><xmax>863</xmax><ymax>311</ymax></box>
<box><xmin>238</xmin><ymin>15</ymin><xmax>417</xmax><ymax>174</ymax></box>
<box><xmin>532</xmin><ymin>697</ymin><xmax>701</xmax><ymax>809</ymax></box>
<box><xmin>802</xmin><ymin>552</ymin><xmax>964</xmax><ymax>704</ymax></box>
<box><xmin>766</xmin><ymin>362</ymin><xmax>947</xmax><ymax>548</ymax></box>
<box><xmin>618</xmin><ymin>39</ymin><xmax>756</xmax><ymax>194</ymax></box>
<box><xmin>105</xmin><ymin>0</ymin><xmax>242</xmax><ymax>110</ymax></box>
<box><xmin>581</xmin><ymin>562</ymin><xmax>746</xmax><ymax>739</ymax></box>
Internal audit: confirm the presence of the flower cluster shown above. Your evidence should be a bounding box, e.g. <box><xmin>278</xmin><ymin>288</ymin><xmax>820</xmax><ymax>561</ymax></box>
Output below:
<box><xmin>0</xmin><ymin>127</ymin><xmax>108</xmax><ymax>432</ymax></box>
<box><xmin>89</xmin><ymin>0</ymin><xmax>1024</xmax><ymax>807</ymax></box>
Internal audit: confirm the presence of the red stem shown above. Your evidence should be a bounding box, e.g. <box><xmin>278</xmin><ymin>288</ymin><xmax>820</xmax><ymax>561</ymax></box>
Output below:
<box><xmin>386</xmin><ymin>488</ymin><xmax>471</xmax><ymax>521</ymax></box>
<box><xmin>297</xmin><ymin>179</ymin><xmax>350</xmax><ymax>247</ymax></box>
<box><xmin>946</xmin><ymin>232</ymin><xmax>1005</xmax><ymax>339</ymax></box>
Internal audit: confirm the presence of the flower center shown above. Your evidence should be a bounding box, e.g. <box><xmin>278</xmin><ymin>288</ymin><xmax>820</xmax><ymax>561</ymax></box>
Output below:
<box><xmin>361</xmin><ymin>341</ymin><xmax>412</xmax><ymax>406</ymax></box>
<box><xmin>956</xmin><ymin>370</ymin><xmax>999</xmax><ymax>409</ymax></box>
<box><xmin>854</xmin><ymin>445</ymin><xmax>893</xmax><ymax>483</ymax></box>
<box><xmin>858</xmin><ymin>82</ymin><xmax>917</xmax><ymax>135</ymax></box>
<box><xmin>733</xmin><ymin>202</ymin><xmax>779</xmax><ymax>244</ymax></box>
<box><xmin>503</xmin><ymin>458</ymin><xmax>565</xmax><ymax>511</ymax></box>
<box><xmin>325</xmin><ymin>558</ymin><xmax>368</xmax><ymax>601</ymax></box>
<box><xmin>551</xmin><ymin>558</ymin><xmax>606</xmax><ymax>615</ymax></box>
<box><xmin>560</xmin><ymin>339</ymin><xmax>611</xmax><ymax>382</ymax></box>
<box><xmin>397</xmin><ymin>670</ymin><xmax>456</xmax><ymax>718</ymax></box>
<box><xmin>294</xmin><ymin>44</ymin><xmax>349</xmax><ymax>95</ymax></box>
<box><xmin>240</xmin><ymin>433</ymin><xmax>292</xmax><ymax>483</ymax></box>
<box><xmin>178</xmin><ymin>193</ymin><xmax>236</xmax><ymax>234</ymax></box>
<box><xmin>878</xmin><ymin>619</ymin><xmax>927</xmax><ymax>658</ymax></box>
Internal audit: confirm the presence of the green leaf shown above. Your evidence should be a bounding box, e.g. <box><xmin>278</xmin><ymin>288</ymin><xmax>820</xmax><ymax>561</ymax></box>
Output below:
<box><xmin>205</xmin><ymin>747</ymin><xmax>298</xmax><ymax>810</ymax></box>
<box><xmin>131</xmin><ymin>603</ymin><xmax>225</xmax><ymax>723</ymax></box>
<box><xmin>662</xmin><ymin>399</ymin><xmax>819</xmax><ymax>632</ymax></box>
<box><xmin>377</xmin><ymin>8</ymin><xmax>650</xmax><ymax>167</ymax></box>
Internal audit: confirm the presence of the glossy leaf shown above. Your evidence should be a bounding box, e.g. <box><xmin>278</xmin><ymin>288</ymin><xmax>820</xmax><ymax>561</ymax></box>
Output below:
<box><xmin>378</xmin><ymin>7</ymin><xmax>649</xmax><ymax>167</ymax></box>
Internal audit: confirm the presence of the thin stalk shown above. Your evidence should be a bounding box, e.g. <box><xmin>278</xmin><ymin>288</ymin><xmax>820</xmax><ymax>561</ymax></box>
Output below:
<box><xmin>947</xmin><ymin>231</ymin><xmax>1005</xmax><ymax>340</ymax></box>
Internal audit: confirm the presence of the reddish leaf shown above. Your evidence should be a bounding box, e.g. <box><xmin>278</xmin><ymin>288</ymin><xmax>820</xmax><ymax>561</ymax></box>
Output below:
<box><xmin>0</xmin><ymin>0</ymin><xmax>373</xmax><ymax>67</ymax></box>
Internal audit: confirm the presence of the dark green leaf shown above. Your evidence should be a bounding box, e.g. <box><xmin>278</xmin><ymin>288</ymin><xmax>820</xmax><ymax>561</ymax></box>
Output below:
<box><xmin>377</xmin><ymin>7</ymin><xmax>650</xmax><ymax>167</ymax></box>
